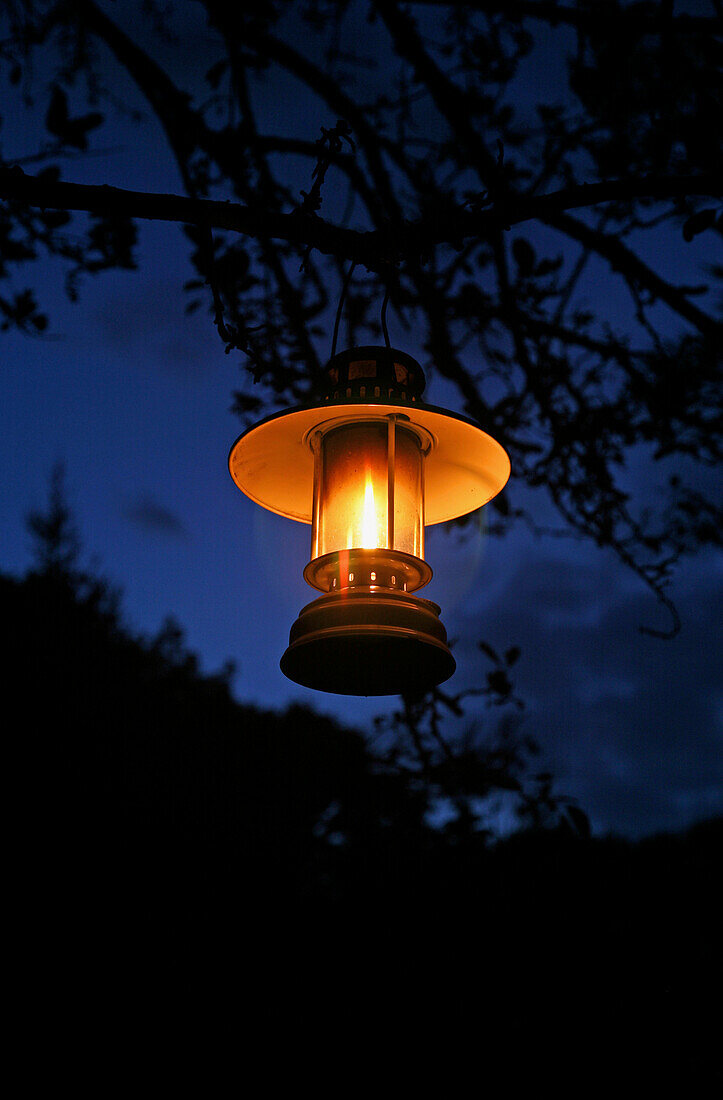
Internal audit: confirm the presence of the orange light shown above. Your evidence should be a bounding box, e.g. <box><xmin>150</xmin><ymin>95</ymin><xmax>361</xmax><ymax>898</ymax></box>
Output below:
<box><xmin>303</xmin><ymin>417</ymin><xmax>428</xmax><ymax>594</ymax></box>
<box><xmin>361</xmin><ymin>470</ymin><xmax>378</xmax><ymax>549</ymax></box>
<box><xmin>228</xmin><ymin>345</ymin><xmax>510</xmax><ymax>695</ymax></box>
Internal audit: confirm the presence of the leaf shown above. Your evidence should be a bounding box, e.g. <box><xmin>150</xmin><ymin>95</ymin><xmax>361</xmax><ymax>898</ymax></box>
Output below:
<box><xmin>486</xmin><ymin>669</ymin><xmax>512</xmax><ymax>698</ymax></box>
<box><xmin>504</xmin><ymin>646</ymin><xmax>521</xmax><ymax>666</ymax></box>
<box><xmin>230</xmin><ymin>390</ymin><xmax>264</xmax><ymax>418</ymax></box>
<box><xmin>478</xmin><ymin>641</ymin><xmax>500</xmax><ymax>663</ymax></box>
<box><xmin>512</xmin><ymin>236</ymin><xmax>535</xmax><ymax>278</ymax></box>
<box><xmin>682</xmin><ymin>208</ymin><xmax>718</xmax><ymax>243</ymax></box>
<box><xmin>45</xmin><ymin>85</ymin><xmax>103</xmax><ymax>150</ymax></box>
<box><xmin>205</xmin><ymin>59</ymin><xmax>228</xmax><ymax>89</ymax></box>
<box><xmin>41</xmin><ymin>210</ymin><xmax>71</xmax><ymax>230</ymax></box>
<box><xmin>535</xmin><ymin>255</ymin><xmax>564</xmax><ymax>277</ymax></box>
<box><xmin>45</xmin><ymin>86</ymin><xmax>69</xmax><ymax>135</ymax></box>
<box><xmin>564</xmin><ymin>804</ymin><xmax>591</xmax><ymax>838</ymax></box>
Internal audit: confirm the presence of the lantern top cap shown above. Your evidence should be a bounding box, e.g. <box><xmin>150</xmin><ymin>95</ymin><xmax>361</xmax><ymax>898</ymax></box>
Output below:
<box><xmin>320</xmin><ymin>345</ymin><xmax>426</xmax><ymax>405</ymax></box>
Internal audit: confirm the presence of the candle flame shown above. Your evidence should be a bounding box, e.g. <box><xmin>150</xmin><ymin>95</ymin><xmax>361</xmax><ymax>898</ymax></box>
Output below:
<box><xmin>361</xmin><ymin>471</ymin><xmax>378</xmax><ymax>548</ymax></box>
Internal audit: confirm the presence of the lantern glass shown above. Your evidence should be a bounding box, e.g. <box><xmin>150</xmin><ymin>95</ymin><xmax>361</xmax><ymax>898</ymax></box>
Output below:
<box><xmin>311</xmin><ymin>420</ymin><xmax>424</xmax><ymax>559</ymax></box>
<box><xmin>394</xmin><ymin>425</ymin><xmax>424</xmax><ymax>558</ymax></box>
<box><xmin>306</xmin><ymin>418</ymin><xmax>428</xmax><ymax>593</ymax></box>
<box><xmin>314</xmin><ymin>421</ymin><xmax>387</xmax><ymax>555</ymax></box>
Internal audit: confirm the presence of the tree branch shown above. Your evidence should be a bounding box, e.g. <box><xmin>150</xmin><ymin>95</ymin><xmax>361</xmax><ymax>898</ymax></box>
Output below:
<box><xmin>58</xmin><ymin>0</ymin><xmax>208</xmax><ymax>174</ymax></box>
<box><xmin>2</xmin><ymin>163</ymin><xmax>719</xmax><ymax>274</ymax></box>
<box><xmin>546</xmin><ymin>210</ymin><xmax>721</xmax><ymax>338</ymax></box>
<box><xmin>243</xmin><ymin>25</ymin><xmax>406</xmax><ymax>226</ymax></box>
<box><xmin>375</xmin><ymin>0</ymin><xmax>504</xmax><ymax>193</ymax></box>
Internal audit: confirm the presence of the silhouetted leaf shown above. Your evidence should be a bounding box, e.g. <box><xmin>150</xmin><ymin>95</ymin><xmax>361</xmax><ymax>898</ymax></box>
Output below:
<box><xmin>682</xmin><ymin>208</ymin><xmax>718</xmax><ymax>242</ymax></box>
<box><xmin>512</xmin><ymin>236</ymin><xmax>535</xmax><ymax>278</ymax></box>
<box><xmin>45</xmin><ymin>85</ymin><xmax>103</xmax><ymax>149</ymax></box>
<box><xmin>564</xmin><ymin>804</ymin><xmax>592</xmax><ymax>838</ymax></box>
<box><xmin>486</xmin><ymin>669</ymin><xmax>512</xmax><ymax>699</ymax></box>
<box><xmin>205</xmin><ymin>59</ymin><xmax>228</xmax><ymax>89</ymax></box>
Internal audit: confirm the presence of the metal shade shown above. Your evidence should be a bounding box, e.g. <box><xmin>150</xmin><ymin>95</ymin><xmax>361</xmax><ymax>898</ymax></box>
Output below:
<box><xmin>229</xmin><ymin>399</ymin><xmax>510</xmax><ymax>527</ymax></box>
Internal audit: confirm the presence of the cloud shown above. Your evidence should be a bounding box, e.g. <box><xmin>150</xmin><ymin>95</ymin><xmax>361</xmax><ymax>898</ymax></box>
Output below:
<box><xmin>452</xmin><ymin>548</ymin><xmax>723</xmax><ymax>838</ymax></box>
<box><xmin>92</xmin><ymin>271</ymin><xmax>212</xmax><ymax>378</ymax></box>
<box><xmin>125</xmin><ymin>494</ymin><xmax>187</xmax><ymax>538</ymax></box>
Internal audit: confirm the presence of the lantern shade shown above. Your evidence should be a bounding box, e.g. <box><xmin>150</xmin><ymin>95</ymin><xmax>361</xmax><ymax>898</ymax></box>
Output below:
<box><xmin>229</xmin><ymin>400</ymin><xmax>510</xmax><ymax>527</ymax></box>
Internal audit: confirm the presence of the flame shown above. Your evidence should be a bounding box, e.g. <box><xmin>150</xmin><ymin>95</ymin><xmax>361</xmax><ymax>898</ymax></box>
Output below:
<box><xmin>361</xmin><ymin>471</ymin><xmax>378</xmax><ymax>548</ymax></box>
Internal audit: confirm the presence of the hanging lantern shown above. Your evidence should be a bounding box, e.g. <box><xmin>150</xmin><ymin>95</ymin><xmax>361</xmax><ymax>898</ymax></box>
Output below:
<box><xmin>229</xmin><ymin>347</ymin><xmax>509</xmax><ymax>696</ymax></box>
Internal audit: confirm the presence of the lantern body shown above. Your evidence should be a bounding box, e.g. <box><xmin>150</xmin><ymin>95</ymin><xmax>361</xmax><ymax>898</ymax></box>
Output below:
<box><xmin>313</xmin><ymin>420</ymin><xmax>424</xmax><ymax>560</ymax></box>
<box><xmin>228</xmin><ymin>346</ymin><xmax>511</xmax><ymax>696</ymax></box>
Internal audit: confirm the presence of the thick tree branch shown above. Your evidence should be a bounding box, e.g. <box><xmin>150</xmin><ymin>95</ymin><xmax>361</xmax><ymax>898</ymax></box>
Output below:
<box><xmin>2</xmin><ymin>163</ymin><xmax>719</xmax><ymax>271</ymax></box>
<box><xmin>0</xmin><ymin>163</ymin><xmax>371</xmax><ymax>254</ymax></box>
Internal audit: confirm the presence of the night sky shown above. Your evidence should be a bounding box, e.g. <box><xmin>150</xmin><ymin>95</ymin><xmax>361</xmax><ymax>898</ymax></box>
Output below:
<box><xmin>1</xmin><ymin>2</ymin><xmax>720</xmax><ymax>840</ymax></box>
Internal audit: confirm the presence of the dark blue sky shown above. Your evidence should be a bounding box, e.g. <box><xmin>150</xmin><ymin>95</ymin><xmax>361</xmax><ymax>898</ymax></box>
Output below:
<box><xmin>1</xmin><ymin>1</ymin><xmax>720</xmax><ymax>839</ymax></box>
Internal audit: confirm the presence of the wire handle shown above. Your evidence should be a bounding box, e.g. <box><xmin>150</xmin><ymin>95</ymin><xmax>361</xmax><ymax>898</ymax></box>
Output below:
<box><xmin>331</xmin><ymin>262</ymin><xmax>356</xmax><ymax>360</ymax></box>
<box><xmin>330</xmin><ymin>264</ymin><xmax>392</xmax><ymax>359</ymax></box>
<box><xmin>380</xmin><ymin>285</ymin><xmax>391</xmax><ymax>349</ymax></box>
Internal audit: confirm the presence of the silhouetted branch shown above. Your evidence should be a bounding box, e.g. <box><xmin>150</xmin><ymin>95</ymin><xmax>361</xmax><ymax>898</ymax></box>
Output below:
<box><xmin>546</xmin><ymin>211</ymin><xmax>721</xmax><ymax>338</ymax></box>
<box><xmin>2</xmin><ymin>165</ymin><xmax>718</xmax><ymax>276</ymax></box>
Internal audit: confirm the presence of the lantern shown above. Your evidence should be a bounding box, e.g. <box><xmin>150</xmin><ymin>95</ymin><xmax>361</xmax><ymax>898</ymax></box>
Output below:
<box><xmin>229</xmin><ymin>347</ymin><xmax>509</xmax><ymax>696</ymax></box>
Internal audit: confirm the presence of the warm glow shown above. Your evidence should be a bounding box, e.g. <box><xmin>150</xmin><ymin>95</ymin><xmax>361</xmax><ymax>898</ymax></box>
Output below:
<box><xmin>361</xmin><ymin>471</ymin><xmax>378</xmax><ymax>548</ymax></box>
<box><xmin>229</xmin><ymin>345</ymin><xmax>511</xmax><ymax>696</ymax></box>
<box><xmin>310</xmin><ymin>419</ymin><xmax>425</xmax><ymax>563</ymax></box>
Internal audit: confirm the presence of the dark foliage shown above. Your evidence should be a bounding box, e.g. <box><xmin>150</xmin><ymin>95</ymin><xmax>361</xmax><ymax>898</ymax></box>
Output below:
<box><xmin>5</xmin><ymin>482</ymin><xmax>721</xmax><ymax>1067</ymax></box>
<box><xmin>9</xmin><ymin>470</ymin><xmax>585</xmax><ymax>914</ymax></box>
<box><xmin>0</xmin><ymin>0</ymin><xmax>720</xmax><ymax>631</ymax></box>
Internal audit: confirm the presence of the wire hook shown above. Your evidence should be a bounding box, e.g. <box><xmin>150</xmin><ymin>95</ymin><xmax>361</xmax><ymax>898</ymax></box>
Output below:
<box><xmin>330</xmin><ymin>265</ymin><xmax>393</xmax><ymax>358</ymax></box>
<box><xmin>331</xmin><ymin>261</ymin><xmax>357</xmax><ymax>360</ymax></box>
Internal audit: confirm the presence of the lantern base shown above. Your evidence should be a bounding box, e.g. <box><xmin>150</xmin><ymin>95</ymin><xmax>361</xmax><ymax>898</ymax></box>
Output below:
<box><xmin>280</xmin><ymin>588</ymin><xmax>456</xmax><ymax>696</ymax></box>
